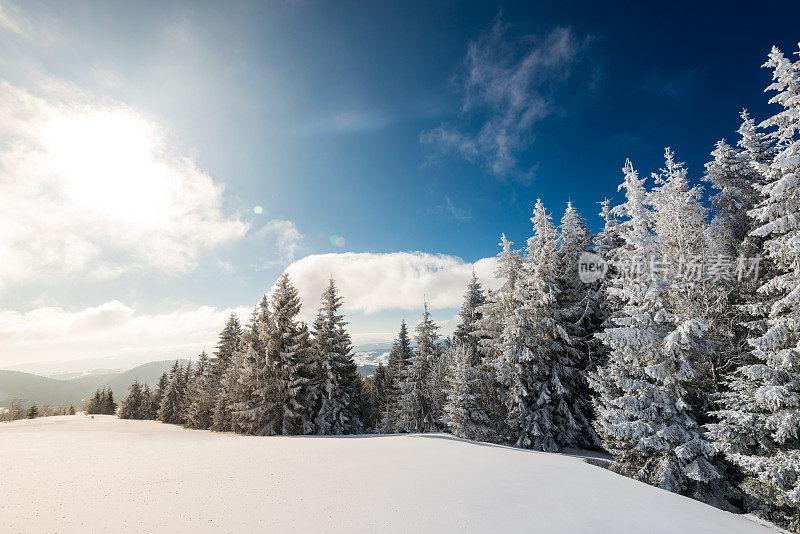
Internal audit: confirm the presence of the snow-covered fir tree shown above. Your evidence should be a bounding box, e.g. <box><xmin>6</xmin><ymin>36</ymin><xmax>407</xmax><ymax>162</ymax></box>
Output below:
<box><xmin>383</xmin><ymin>320</ymin><xmax>413</xmax><ymax>431</ymax></box>
<box><xmin>269</xmin><ymin>273</ymin><xmax>317</xmax><ymax>435</ymax></box>
<box><xmin>158</xmin><ymin>360</ymin><xmax>187</xmax><ymax>425</ymax></box>
<box><xmin>397</xmin><ymin>302</ymin><xmax>440</xmax><ymax>433</ymax></box>
<box><xmin>211</xmin><ymin>313</ymin><xmax>244</xmax><ymax>432</ymax></box>
<box><xmin>312</xmin><ymin>278</ymin><xmax>363</xmax><ymax>435</ymax></box>
<box><xmin>229</xmin><ymin>305</ymin><xmax>280</xmax><ymax>435</ymax></box>
<box><xmin>185</xmin><ymin>351</ymin><xmax>214</xmax><ymax>430</ymax></box>
<box><xmin>119</xmin><ymin>379</ymin><xmax>147</xmax><ymax>420</ymax></box>
<box><xmin>710</xmin><ymin>45</ymin><xmax>800</xmax><ymax>531</ymax></box>
<box><xmin>444</xmin><ymin>342</ymin><xmax>495</xmax><ymax>442</ymax></box>
<box><xmin>590</xmin><ymin>157</ymin><xmax>737</xmax><ymax>509</ymax></box>
<box><xmin>473</xmin><ymin>234</ymin><xmax>522</xmax><ymax>441</ymax></box>
<box><xmin>454</xmin><ymin>271</ymin><xmax>487</xmax><ymax>365</ymax></box>
<box><xmin>586</xmin><ymin>198</ymin><xmax>624</xmax><ymax>372</ymax></box>
<box><xmin>498</xmin><ymin>199</ymin><xmax>595</xmax><ymax>451</ymax></box>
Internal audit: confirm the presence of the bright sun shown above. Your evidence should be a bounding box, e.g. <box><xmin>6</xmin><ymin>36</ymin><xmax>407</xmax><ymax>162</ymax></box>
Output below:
<box><xmin>44</xmin><ymin>109</ymin><xmax>173</xmax><ymax>226</ymax></box>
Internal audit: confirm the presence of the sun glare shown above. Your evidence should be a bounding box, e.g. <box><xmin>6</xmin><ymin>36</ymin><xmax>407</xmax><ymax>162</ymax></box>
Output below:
<box><xmin>44</xmin><ymin>109</ymin><xmax>172</xmax><ymax>226</ymax></box>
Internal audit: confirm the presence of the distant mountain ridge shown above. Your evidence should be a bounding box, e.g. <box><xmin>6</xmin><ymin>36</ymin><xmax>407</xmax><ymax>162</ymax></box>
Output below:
<box><xmin>1</xmin><ymin>358</ymin><xmax>382</xmax><ymax>406</ymax></box>
<box><xmin>0</xmin><ymin>360</ymin><xmax>186</xmax><ymax>408</ymax></box>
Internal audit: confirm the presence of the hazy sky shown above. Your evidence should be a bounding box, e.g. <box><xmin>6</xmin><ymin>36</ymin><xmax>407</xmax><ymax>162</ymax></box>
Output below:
<box><xmin>1</xmin><ymin>0</ymin><xmax>798</xmax><ymax>370</ymax></box>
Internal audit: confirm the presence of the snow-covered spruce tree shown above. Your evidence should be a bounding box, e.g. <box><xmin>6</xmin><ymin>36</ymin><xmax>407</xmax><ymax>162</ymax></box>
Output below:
<box><xmin>140</xmin><ymin>384</ymin><xmax>155</xmax><ymax>420</ymax></box>
<box><xmin>586</xmin><ymin>198</ymin><xmax>624</xmax><ymax>373</ymax></box>
<box><xmin>211</xmin><ymin>313</ymin><xmax>244</xmax><ymax>432</ymax></box>
<box><xmin>119</xmin><ymin>379</ymin><xmax>146</xmax><ymax>420</ymax></box>
<box><xmin>555</xmin><ymin>201</ymin><xmax>602</xmax><ymax>449</ymax></box>
<box><xmin>185</xmin><ymin>351</ymin><xmax>214</xmax><ymax>430</ymax></box>
<box><xmin>312</xmin><ymin>278</ymin><xmax>363</xmax><ymax>435</ymax></box>
<box><xmin>473</xmin><ymin>234</ymin><xmax>523</xmax><ymax>441</ymax></box>
<box><xmin>358</xmin><ymin>363</ymin><xmax>385</xmax><ymax>431</ymax></box>
<box><xmin>228</xmin><ymin>304</ymin><xmax>281</xmax><ymax>435</ymax></box>
<box><xmin>589</xmin><ymin>158</ymin><xmax>737</xmax><ymax>509</ymax></box>
<box><xmin>710</xmin><ymin>45</ymin><xmax>800</xmax><ymax>531</ymax></box>
<box><xmin>444</xmin><ymin>342</ymin><xmax>495</xmax><ymax>442</ymax></box>
<box><xmin>383</xmin><ymin>320</ymin><xmax>413</xmax><ymax>431</ymax></box>
<box><xmin>495</xmin><ymin>199</ymin><xmax>595</xmax><ymax>451</ymax></box>
<box><xmin>653</xmin><ymin>149</ymin><xmax>744</xmax><ymax>508</ymax></box>
<box><xmin>268</xmin><ymin>273</ymin><xmax>317</xmax><ymax>435</ymax></box>
<box><xmin>454</xmin><ymin>271</ymin><xmax>487</xmax><ymax>365</ymax></box>
<box><xmin>152</xmin><ymin>372</ymin><xmax>168</xmax><ymax>414</ymax></box>
<box><xmin>158</xmin><ymin>360</ymin><xmax>187</xmax><ymax>425</ymax></box>
<box><xmin>397</xmin><ymin>302</ymin><xmax>440</xmax><ymax>433</ymax></box>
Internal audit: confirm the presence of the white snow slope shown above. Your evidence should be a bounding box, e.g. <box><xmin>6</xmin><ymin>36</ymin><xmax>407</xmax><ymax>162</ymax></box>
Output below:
<box><xmin>0</xmin><ymin>416</ymin><xmax>779</xmax><ymax>533</ymax></box>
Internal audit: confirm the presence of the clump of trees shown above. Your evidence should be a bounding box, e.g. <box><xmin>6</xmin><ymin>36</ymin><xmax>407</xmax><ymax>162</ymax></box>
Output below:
<box><xmin>85</xmin><ymin>388</ymin><xmax>117</xmax><ymax>415</ymax></box>
<box><xmin>1</xmin><ymin>399</ymin><xmax>76</xmax><ymax>421</ymax></box>
<box><xmin>113</xmin><ymin>43</ymin><xmax>800</xmax><ymax>532</ymax></box>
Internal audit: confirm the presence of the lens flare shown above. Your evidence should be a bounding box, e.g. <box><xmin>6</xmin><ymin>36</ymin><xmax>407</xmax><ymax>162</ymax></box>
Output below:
<box><xmin>329</xmin><ymin>235</ymin><xmax>346</xmax><ymax>247</ymax></box>
<box><xmin>253</xmin><ymin>206</ymin><xmax>263</xmax><ymax>214</ymax></box>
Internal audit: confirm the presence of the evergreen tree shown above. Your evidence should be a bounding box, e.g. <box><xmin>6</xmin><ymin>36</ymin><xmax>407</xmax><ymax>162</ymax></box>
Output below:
<box><xmin>185</xmin><ymin>351</ymin><xmax>214</xmax><ymax>429</ymax></box>
<box><xmin>496</xmin><ymin>199</ymin><xmax>595</xmax><ymax>451</ymax></box>
<box><xmin>590</xmin><ymin>157</ymin><xmax>736</xmax><ymax>509</ymax></box>
<box><xmin>454</xmin><ymin>271</ymin><xmax>487</xmax><ymax>365</ymax></box>
<box><xmin>312</xmin><ymin>278</ymin><xmax>362</xmax><ymax>435</ymax></box>
<box><xmin>473</xmin><ymin>234</ymin><xmax>522</xmax><ymax>442</ymax></box>
<box><xmin>383</xmin><ymin>320</ymin><xmax>413</xmax><ymax>431</ymax></box>
<box><xmin>397</xmin><ymin>302</ymin><xmax>440</xmax><ymax>433</ymax></box>
<box><xmin>158</xmin><ymin>361</ymin><xmax>187</xmax><ymax>425</ymax></box>
<box><xmin>153</xmin><ymin>372</ymin><xmax>168</xmax><ymax>412</ymax></box>
<box><xmin>264</xmin><ymin>274</ymin><xmax>316</xmax><ymax>435</ymax></box>
<box><xmin>139</xmin><ymin>385</ymin><xmax>155</xmax><ymax>420</ymax></box>
<box><xmin>228</xmin><ymin>305</ymin><xmax>279</xmax><ymax>435</ymax></box>
<box><xmin>119</xmin><ymin>380</ymin><xmax>146</xmax><ymax>420</ymax></box>
<box><xmin>710</xmin><ymin>45</ymin><xmax>800</xmax><ymax>531</ymax></box>
<box><xmin>444</xmin><ymin>342</ymin><xmax>495</xmax><ymax>442</ymax></box>
<box><xmin>211</xmin><ymin>313</ymin><xmax>244</xmax><ymax>431</ymax></box>
<box><xmin>105</xmin><ymin>389</ymin><xmax>117</xmax><ymax>415</ymax></box>
<box><xmin>26</xmin><ymin>403</ymin><xmax>38</xmax><ymax>419</ymax></box>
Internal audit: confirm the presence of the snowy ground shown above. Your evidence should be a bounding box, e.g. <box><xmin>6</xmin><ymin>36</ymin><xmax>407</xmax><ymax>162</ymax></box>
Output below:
<box><xmin>0</xmin><ymin>416</ymin><xmax>779</xmax><ymax>533</ymax></box>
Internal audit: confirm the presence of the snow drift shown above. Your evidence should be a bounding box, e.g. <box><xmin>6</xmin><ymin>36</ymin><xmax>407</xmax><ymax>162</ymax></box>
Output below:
<box><xmin>0</xmin><ymin>416</ymin><xmax>778</xmax><ymax>533</ymax></box>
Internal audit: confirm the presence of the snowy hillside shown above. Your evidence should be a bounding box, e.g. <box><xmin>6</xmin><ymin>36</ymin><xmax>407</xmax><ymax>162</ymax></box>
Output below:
<box><xmin>0</xmin><ymin>416</ymin><xmax>778</xmax><ymax>533</ymax></box>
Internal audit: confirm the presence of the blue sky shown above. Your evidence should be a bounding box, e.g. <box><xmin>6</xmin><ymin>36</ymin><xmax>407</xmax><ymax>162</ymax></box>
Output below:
<box><xmin>1</xmin><ymin>0</ymin><xmax>798</xmax><ymax>370</ymax></box>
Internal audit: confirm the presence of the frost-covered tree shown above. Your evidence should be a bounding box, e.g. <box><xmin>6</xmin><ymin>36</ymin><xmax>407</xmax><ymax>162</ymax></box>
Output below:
<box><xmin>153</xmin><ymin>372</ymin><xmax>168</xmax><ymax>414</ymax></box>
<box><xmin>210</xmin><ymin>313</ymin><xmax>244</xmax><ymax>432</ymax></box>
<box><xmin>119</xmin><ymin>379</ymin><xmax>147</xmax><ymax>420</ymax></box>
<box><xmin>312</xmin><ymin>278</ymin><xmax>362</xmax><ymax>435</ymax></box>
<box><xmin>267</xmin><ymin>273</ymin><xmax>316</xmax><ymax>435</ymax></box>
<box><xmin>444</xmin><ymin>342</ymin><xmax>495</xmax><ymax>442</ymax></box>
<box><xmin>473</xmin><ymin>234</ymin><xmax>522</xmax><ymax>441</ymax></box>
<box><xmin>158</xmin><ymin>361</ymin><xmax>187</xmax><ymax>425</ymax></box>
<box><xmin>590</xmin><ymin>157</ymin><xmax>737</xmax><ymax>509</ymax></box>
<box><xmin>710</xmin><ymin>46</ymin><xmax>800</xmax><ymax>531</ymax></box>
<box><xmin>185</xmin><ymin>351</ymin><xmax>214</xmax><ymax>429</ymax></box>
<box><xmin>383</xmin><ymin>320</ymin><xmax>413</xmax><ymax>431</ymax></box>
<box><xmin>454</xmin><ymin>271</ymin><xmax>487</xmax><ymax>365</ymax></box>
<box><xmin>587</xmin><ymin>199</ymin><xmax>624</xmax><ymax>372</ymax></box>
<box><xmin>228</xmin><ymin>304</ymin><xmax>280</xmax><ymax>435</ymax></box>
<box><xmin>397</xmin><ymin>303</ymin><xmax>440</xmax><ymax>433</ymax></box>
<box><xmin>496</xmin><ymin>199</ymin><xmax>595</xmax><ymax>451</ymax></box>
<box><xmin>557</xmin><ymin>201</ymin><xmax>593</xmax><ymax>329</ymax></box>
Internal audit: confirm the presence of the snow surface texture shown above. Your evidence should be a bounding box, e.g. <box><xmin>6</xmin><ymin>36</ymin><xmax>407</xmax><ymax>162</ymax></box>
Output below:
<box><xmin>0</xmin><ymin>416</ymin><xmax>779</xmax><ymax>533</ymax></box>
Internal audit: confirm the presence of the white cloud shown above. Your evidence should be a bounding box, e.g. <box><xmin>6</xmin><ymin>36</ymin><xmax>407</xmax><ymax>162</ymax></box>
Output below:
<box><xmin>421</xmin><ymin>18</ymin><xmax>590</xmax><ymax>177</ymax></box>
<box><xmin>0</xmin><ymin>82</ymin><xmax>249</xmax><ymax>292</ymax></box>
<box><xmin>281</xmin><ymin>252</ymin><xmax>499</xmax><ymax>316</ymax></box>
<box><xmin>0</xmin><ymin>301</ymin><xmax>251</xmax><ymax>368</ymax></box>
<box><xmin>259</xmin><ymin>219</ymin><xmax>303</xmax><ymax>265</ymax></box>
<box><xmin>0</xmin><ymin>1</ymin><xmax>59</xmax><ymax>44</ymax></box>
<box><xmin>0</xmin><ymin>0</ymin><xmax>24</xmax><ymax>36</ymax></box>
